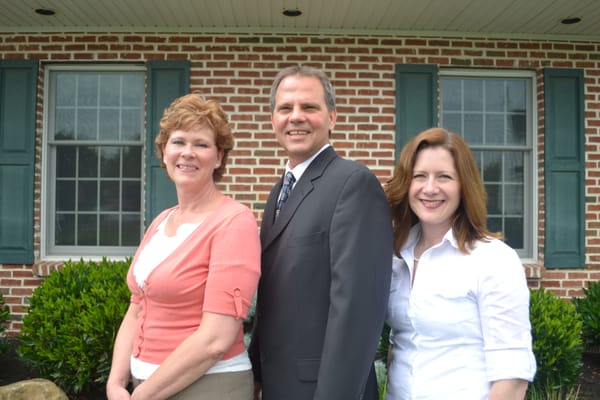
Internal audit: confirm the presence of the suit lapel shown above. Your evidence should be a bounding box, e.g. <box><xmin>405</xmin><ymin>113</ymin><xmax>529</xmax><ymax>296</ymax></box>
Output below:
<box><xmin>261</xmin><ymin>147</ymin><xmax>337</xmax><ymax>251</ymax></box>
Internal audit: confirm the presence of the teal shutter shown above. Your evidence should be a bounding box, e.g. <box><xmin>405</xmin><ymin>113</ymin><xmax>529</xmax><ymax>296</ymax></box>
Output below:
<box><xmin>394</xmin><ymin>64</ymin><xmax>438</xmax><ymax>158</ymax></box>
<box><xmin>544</xmin><ymin>68</ymin><xmax>585</xmax><ymax>268</ymax></box>
<box><xmin>0</xmin><ymin>60</ymin><xmax>38</xmax><ymax>264</ymax></box>
<box><xmin>145</xmin><ymin>60</ymin><xmax>190</xmax><ymax>226</ymax></box>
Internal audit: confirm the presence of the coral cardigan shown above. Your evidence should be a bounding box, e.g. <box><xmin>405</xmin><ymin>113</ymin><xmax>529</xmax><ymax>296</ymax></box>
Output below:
<box><xmin>127</xmin><ymin>196</ymin><xmax>261</xmax><ymax>365</ymax></box>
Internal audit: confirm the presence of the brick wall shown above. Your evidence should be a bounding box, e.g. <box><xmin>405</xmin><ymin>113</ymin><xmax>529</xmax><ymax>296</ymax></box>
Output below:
<box><xmin>1</xmin><ymin>31</ymin><xmax>600</xmax><ymax>335</ymax></box>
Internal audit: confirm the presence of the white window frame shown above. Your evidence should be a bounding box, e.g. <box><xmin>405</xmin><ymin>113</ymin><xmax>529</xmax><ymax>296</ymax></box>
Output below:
<box><xmin>439</xmin><ymin>69</ymin><xmax>538</xmax><ymax>263</ymax></box>
<box><xmin>41</xmin><ymin>64</ymin><xmax>146</xmax><ymax>261</ymax></box>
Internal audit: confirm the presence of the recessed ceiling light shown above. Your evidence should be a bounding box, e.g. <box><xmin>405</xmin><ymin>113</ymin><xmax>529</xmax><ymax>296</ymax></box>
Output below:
<box><xmin>283</xmin><ymin>8</ymin><xmax>302</xmax><ymax>17</ymax></box>
<box><xmin>561</xmin><ymin>17</ymin><xmax>582</xmax><ymax>25</ymax></box>
<box><xmin>35</xmin><ymin>8</ymin><xmax>56</xmax><ymax>16</ymax></box>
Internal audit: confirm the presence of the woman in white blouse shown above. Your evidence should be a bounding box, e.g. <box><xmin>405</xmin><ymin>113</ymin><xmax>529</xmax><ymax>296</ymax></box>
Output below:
<box><xmin>384</xmin><ymin>127</ymin><xmax>536</xmax><ymax>400</ymax></box>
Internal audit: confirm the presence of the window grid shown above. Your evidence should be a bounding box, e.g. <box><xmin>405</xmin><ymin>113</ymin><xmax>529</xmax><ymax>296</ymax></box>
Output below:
<box><xmin>440</xmin><ymin>72</ymin><xmax>534</xmax><ymax>258</ymax></box>
<box><xmin>45</xmin><ymin>67</ymin><xmax>144</xmax><ymax>258</ymax></box>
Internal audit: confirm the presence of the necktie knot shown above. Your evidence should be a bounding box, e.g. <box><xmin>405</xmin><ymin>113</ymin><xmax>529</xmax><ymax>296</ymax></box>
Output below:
<box><xmin>275</xmin><ymin>171</ymin><xmax>295</xmax><ymax>219</ymax></box>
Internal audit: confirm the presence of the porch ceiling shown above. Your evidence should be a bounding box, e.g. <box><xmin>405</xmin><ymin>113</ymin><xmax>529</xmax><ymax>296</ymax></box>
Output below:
<box><xmin>2</xmin><ymin>0</ymin><xmax>600</xmax><ymax>39</ymax></box>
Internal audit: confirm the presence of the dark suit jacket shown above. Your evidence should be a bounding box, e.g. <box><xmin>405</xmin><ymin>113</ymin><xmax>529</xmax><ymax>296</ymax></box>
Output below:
<box><xmin>249</xmin><ymin>146</ymin><xmax>393</xmax><ymax>400</ymax></box>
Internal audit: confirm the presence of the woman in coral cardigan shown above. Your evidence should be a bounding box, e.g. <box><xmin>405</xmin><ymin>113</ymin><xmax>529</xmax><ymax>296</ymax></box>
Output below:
<box><xmin>107</xmin><ymin>93</ymin><xmax>260</xmax><ymax>400</ymax></box>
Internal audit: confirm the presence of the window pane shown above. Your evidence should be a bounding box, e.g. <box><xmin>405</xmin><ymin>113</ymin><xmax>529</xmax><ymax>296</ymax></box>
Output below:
<box><xmin>123</xmin><ymin>147</ymin><xmax>142</xmax><ymax>178</ymax></box>
<box><xmin>442</xmin><ymin>113</ymin><xmax>460</xmax><ymax>133</ymax></box>
<box><xmin>507</xmin><ymin>113</ymin><xmax>526</xmax><ymax>145</ymax></box>
<box><xmin>440</xmin><ymin>73</ymin><xmax>533</xmax><ymax>257</ymax></box>
<box><xmin>123</xmin><ymin>181</ymin><xmax>141</xmax><ymax>212</ymax></box>
<box><xmin>464</xmin><ymin>113</ymin><xmax>483</xmax><ymax>144</ymax></box>
<box><xmin>78</xmin><ymin>75</ymin><xmax>98</xmax><ymax>107</ymax></box>
<box><xmin>486</xmin><ymin>183</ymin><xmax>502</xmax><ymax>215</ymax></box>
<box><xmin>78</xmin><ymin>214</ymin><xmax>97</xmax><ymax>245</ymax></box>
<box><xmin>505</xmin><ymin>184</ymin><xmax>524</xmax><ymax>215</ymax></box>
<box><xmin>487</xmin><ymin>217</ymin><xmax>502</xmax><ymax>235</ymax></box>
<box><xmin>48</xmin><ymin>69</ymin><xmax>145</xmax><ymax>257</ymax></box>
<box><xmin>122</xmin><ymin>214</ymin><xmax>141</xmax><ymax>246</ymax></box>
<box><xmin>100</xmin><ymin>214</ymin><xmax>120</xmax><ymax>245</ymax></box>
<box><xmin>56</xmin><ymin>74</ymin><xmax>76</xmax><ymax>106</ymax></box>
<box><xmin>507</xmin><ymin>80</ymin><xmax>526</xmax><ymax>111</ymax></box>
<box><xmin>79</xmin><ymin>147</ymin><xmax>98</xmax><ymax>178</ymax></box>
<box><xmin>441</xmin><ymin>79</ymin><xmax>461</xmax><ymax>111</ymax></box>
<box><xmin>55</xmin><ymin>108</ymin><xmax>75</xmax><ymax>140</ymax></box>
<box><xmin>100</xmin><ymin>147</ymin><xmax>121</xmax><ymax>178</ymax></box>
<box><xmin>122</xmin><ymin>109</ymin><xmax>142</xmax><ymax>140</ymax></box>
<box><xmin>77</xmin><ymin>109</ymin><xmax>98</xmax><ymax>140</ymax></box>
<box><xmin>99</xmin><ymin>75</ymin><xmax>121</xmax><ymax>106</ymax></box>
<box><xmin>56</xmin><ymin>180</ymin><xmax>75</xmax><ymax>211</ymax></box>
<box><xmin>55</xmin><ymin>213</ymin><xmax>75</xmax><ymax>245</ymax></box>
<box><xmin>485</xmin><ymin>114</ymin><xmax>505</xmax><ymax>145</ymax></box>
<box><xmin>505</xmin><ymin>217</ymin><xmax>524</xmax><ymax>249</ymax></box>
<box><xmin>464</xmin><ymin>79</ymin><xmax>483</xmax><ymax>111</ymax></box>
<box><xmin>99</xmin><ymin>109</ymin><xmax>120</xmax><ymax>140</ymax></box>
<box><xmin>78</xmin><ymin>180</ymin><xmax>98</xmax><ymax>211</ymax></box>
<box><xmin>56</xmin><ymin>147</ymin><xmax>76</xmax><ymax>177</ymax></box>
<box><xmin>123</xmin><ymin>75</ymin><xmax>144</xmax><ymax>106</ymax></box>
<box><xmin>485</xmin><ymin>80</ymin><xmax>505</xmax><ymax>112</ymax></box>
<box><xmin>482</xmin><ymin>151</ymin><xmax>502</xmax><ymax>181</ymax></box>
<box><xmin>100</xmin><ymin>180</ymin><xmax>119</xmax><ymax>211</ymax></box>
<box><xmin>505</xmin><ymin>152</ymin><xmax>524</xmax><ymax>183</ymax></box>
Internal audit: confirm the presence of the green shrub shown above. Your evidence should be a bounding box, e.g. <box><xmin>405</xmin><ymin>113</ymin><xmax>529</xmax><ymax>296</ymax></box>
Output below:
<box><xmin>18</xmin><ymin>258</ymin><xmax>130</xmax><ymax>395</ymax></box>
<box><xmin>0</xmin><ymin>290</ymin><xmax>10</xmax><ymax>355</ymax></box>
<box><xmin>375</xmin><ymin>359</ymin><xmax>387</xmax><ymax>400</ymax></box>
<box><xmin>528</xmin><ymin>288</ymin><xmax>583</xmax><ymax>396</ymax></box>
<box><xmin>526</xmin><ymin>385</ymin><xmax>580</xmax><ymax>400</ymax></box>
<box><xmin>377</xmin><ymin>322</ymin><xmax>390</xmax><ymax>361</ymax></box>
<box><xmin>573</xmin><ymin>280</ymin><xmax>600</xmax><ymax>348</ymax></box>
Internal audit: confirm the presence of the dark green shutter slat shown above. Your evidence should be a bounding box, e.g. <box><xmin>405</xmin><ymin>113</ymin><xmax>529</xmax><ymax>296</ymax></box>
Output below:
<box><xmin>0</xmin><ymin>60</ymin><xmax>38</xmax><ymax>264</ymax></box>
<box><xmin>145</xmin><ymin>60</ymin><xmax>190</xmax><ymax>226</ymax></box>
<box><xmin>394</xmin><ymin>64</ymin><xmax>438</xmax><ymax>158</ymax></box>
<box><xmin>544</xmin><ymin>68</ymin><xmax>585</xmax><ymax>268</ymax></box>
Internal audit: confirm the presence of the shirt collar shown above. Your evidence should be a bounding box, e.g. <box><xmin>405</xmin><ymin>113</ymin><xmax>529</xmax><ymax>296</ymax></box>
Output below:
<box><xmin>405</xmin><ymin>224</ymin><xmax>459</xmax><ymax>253</ymax></box>
<box><xmin>285</xmin><ymin>143</ymin><xmax>331</xmax><ymax>185</ymax></box>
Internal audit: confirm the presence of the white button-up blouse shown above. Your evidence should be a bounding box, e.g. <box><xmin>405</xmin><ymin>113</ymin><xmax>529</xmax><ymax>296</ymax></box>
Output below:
<box><xmin>386</xmin><ymin>225</ymin><xmax>536</xmax><ymax>400</ymax></box>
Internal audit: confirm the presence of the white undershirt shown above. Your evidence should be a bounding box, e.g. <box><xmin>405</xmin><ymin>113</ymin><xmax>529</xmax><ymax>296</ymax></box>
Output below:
<box><xmin>133</xmin><ymin>209</ymin><xmax>199</xmax><ymax>290</ymax></box>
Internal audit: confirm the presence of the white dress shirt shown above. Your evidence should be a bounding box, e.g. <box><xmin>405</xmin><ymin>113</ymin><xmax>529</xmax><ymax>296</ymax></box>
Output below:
<box><xmin>283</xmin><ymin>143</ymin><xmax>331</xmax><ymax>188</ymax></box>
<box><xmin>386</xmin><ymin>225</ymin><xmax>536</xmax><ymax>400</ymax></box>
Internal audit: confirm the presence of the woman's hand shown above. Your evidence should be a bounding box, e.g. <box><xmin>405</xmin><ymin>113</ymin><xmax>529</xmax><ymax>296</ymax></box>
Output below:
<box><xmin>489</xmin><ymin>379</ymin><xmax>528</xmax><ymax>400</ymax></box>
<box><xmin>253</xmin><ymin>382</ymin><xmax>262</xmax><ymax>400</ymax></box>
<box><xmin>106</xmin><ymin>382</ymin><xmax>131</xmax><ymax>400</ymax></box>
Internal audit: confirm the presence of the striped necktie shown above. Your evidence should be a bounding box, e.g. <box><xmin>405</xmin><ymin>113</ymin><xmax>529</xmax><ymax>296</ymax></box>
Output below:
<box><xmin>275</xmin><ymin>171</ymin><xmax>295</xmax><ymax>219</ymax></box>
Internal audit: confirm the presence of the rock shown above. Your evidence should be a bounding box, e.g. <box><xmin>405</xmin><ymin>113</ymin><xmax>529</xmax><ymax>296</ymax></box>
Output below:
<box><xmin>0</xmin><ymin>378</ymin><xmax>68</xmax><ymax>400</ymax></box>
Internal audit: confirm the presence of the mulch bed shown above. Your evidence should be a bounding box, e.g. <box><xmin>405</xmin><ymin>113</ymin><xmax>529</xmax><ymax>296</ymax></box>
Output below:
<box><xmin>579</xmin><ymin>352</ymin><xmax>600</xmax><ymax>400</ymax></box>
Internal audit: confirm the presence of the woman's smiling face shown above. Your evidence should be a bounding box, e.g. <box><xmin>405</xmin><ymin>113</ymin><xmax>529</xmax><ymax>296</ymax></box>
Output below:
<box><xmin>162</xmin><ymin>125</ymin><xmax>222</xmax><ymax>190</ymax></box>
<box><xmin>409</xmin><ymin>146</ymin><xmax>461</xmax><ymax>233</ymax></box>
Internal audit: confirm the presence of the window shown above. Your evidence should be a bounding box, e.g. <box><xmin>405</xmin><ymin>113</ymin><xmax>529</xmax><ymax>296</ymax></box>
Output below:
<box><xmin>43</xmin><ymin>66</ymin><xmax>145</xmax><ymax>259</ymax></box>
<box><xmin>440</xmin><ymin>70</ymin><xmax>536</xmax><ymax>259</ymax></box>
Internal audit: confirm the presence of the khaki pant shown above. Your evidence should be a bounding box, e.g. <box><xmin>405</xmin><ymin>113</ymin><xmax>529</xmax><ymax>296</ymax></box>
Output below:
<box><xmin>132</xmin><ymin>369</ymin><xmax>253</xmax><ymax>400</ymax></box>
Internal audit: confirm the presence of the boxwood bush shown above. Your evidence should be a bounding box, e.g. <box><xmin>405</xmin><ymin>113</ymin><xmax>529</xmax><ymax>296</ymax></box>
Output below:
<box><xmin>528</xmin><ymin>288</ymin><xmax>583</xmax><ymax>397</ymax></box>
<box><xmin>18</xmin><ymin>258</ymin><xmax>130</xmax><ymax>395</ymax></box>
<box><xmin>573</xmin><ymin>280</ymin><xmax>600</xmax><ymax>349</ymax></box>
<box><xmin>0</xmin><ymin>290</ymin><xmax>10</xmax><ymax>355</ymax></box>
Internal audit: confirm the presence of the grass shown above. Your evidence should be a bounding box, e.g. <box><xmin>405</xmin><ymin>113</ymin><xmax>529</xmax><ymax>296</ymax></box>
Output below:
<box><xmin>526</xmin><ymin>385</ymin><xmax>581</xmax><ymax>400</ymax></box>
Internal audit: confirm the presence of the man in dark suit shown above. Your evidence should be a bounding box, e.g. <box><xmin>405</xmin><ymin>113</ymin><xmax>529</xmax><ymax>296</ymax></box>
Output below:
<box><xmin>249</xmin><ymin>65</ymin><xmax>393</xmax><ymax>400</ymax></box>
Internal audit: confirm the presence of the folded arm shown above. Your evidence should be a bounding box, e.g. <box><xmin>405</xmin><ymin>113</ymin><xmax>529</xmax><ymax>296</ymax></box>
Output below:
<box><xmin>130</xmin><ymin>311</ymin><xmax>242</xmax><ymax>400</ymax></box>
